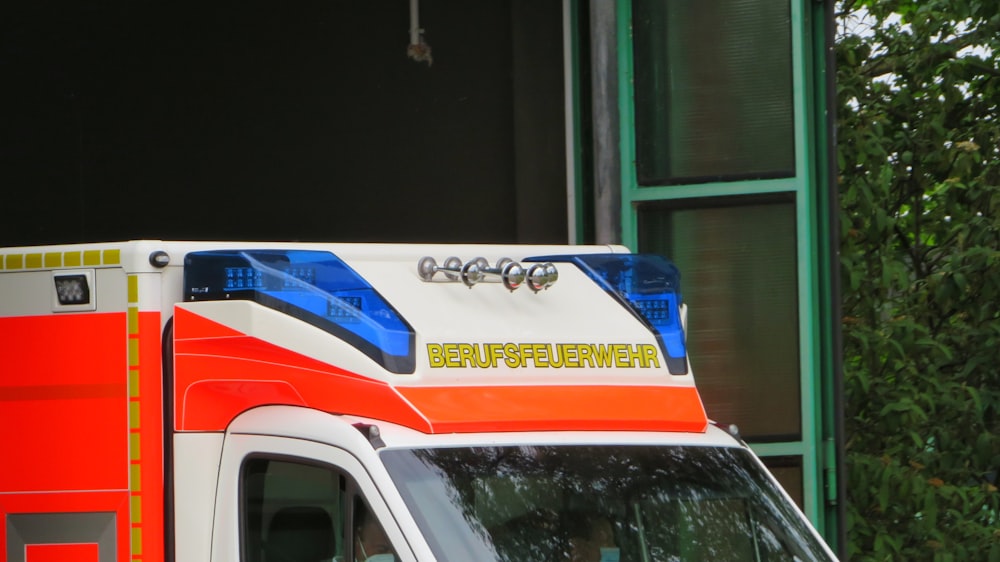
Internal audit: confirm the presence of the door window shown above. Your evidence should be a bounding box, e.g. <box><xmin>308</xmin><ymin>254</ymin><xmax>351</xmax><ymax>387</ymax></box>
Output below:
<box><xmin>240</xmin><ymin>456</ymin><xmax>400</xmax><ymax>562</ymax></box>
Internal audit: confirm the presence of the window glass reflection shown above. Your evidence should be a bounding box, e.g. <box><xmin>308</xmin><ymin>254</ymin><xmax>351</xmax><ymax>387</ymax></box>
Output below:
<box><xmin>632</xmin><ymin>0</ymin><xmax>795</xmax><ymax>184</ymax></box>
<box><xmin>382</xmin><ymin>445</ymin><xmax>831</xmax><ymax>561</ymax></box>
<box><xmin>638</xmin><ymin>198</ymin><xmax>801</xmax><ymax>441</ymax></box>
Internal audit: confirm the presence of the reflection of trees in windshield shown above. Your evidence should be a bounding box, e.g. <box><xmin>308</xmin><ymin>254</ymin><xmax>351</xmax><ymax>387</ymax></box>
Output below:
<box><xmin>384</xmin><ymin>446</ymin><xmax>831</xmax><ymax>562</ymax></box>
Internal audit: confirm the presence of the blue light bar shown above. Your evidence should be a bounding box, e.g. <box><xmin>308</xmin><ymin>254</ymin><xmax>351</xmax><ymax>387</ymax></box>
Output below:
<box><xmin>524</xmin><ymin>253</ymin><xmax>688</xmax><ymax>375</ymax></box>
<box><xmin>184</xmin><ymin>250</ymin><xmax>415</xmax><ymax>374</ymax></box>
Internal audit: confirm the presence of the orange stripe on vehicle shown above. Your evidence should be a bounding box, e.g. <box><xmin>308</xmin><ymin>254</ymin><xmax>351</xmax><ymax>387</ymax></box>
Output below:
<box><xmin>397</xmin><ymin>385</ymin><xmax>708</xmax><ymax>433</ymax></box>
<box><xmin>0</xmin><ymin>308</ymin><xmax>164</xmax><ymax>562</ymax></box>
<box><xmin>173</xmin><ymin>308</ymin><xmax>428</xmax><ymax>430</ymax></box>
<box><xmin>27</xmin><ymin>543</ymin><xmax>100</xmax><ymax>562</ymax></box>
<box><xmin>0</xmin><ymin>314</ymin><xmax>128</xmax><ymax>492</ymax></box>
<box><xmin>125</xmin><ymin>278</ymin><xmax>164</xmax><ymax>562</ymax></box>
<box><xmin>173</xmin><ymin>308</ymin><xmax>707</xmax><ymax>434</ymax></box>
<box><xmin>174</xmin><ymin>336</ymin><xmax>374</xmax><ymax>378</ymax></box>
<box><xmin>174</xmin><ymin>305</ymin><xmax>244</xmax><ymax>339</ymax></box>
<box><xmin>175</xmin><ymin>353</ymin><xmax>430</xmax><ymax>431</ymax></box>
<box><xmin>0</xmin><ymin>313</ymin><xmax>126</xmax><ymax>386</ymax></box>
<box><xmin>0</xmin><ymin>383</ymin><xmax>125</xmax><ymax>401</ymax></box>
<box><xmin>136</xmin><ymin>311</ymin><xmax>165</xmax><ymax>561</ymax></box>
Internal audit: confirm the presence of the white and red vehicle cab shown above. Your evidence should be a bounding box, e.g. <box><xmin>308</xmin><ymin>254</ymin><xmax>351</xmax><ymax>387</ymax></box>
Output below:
<box><xmin>0</xmin><ymin>241</ymin><xmax>836</xmax><ymax>562</ymax></box>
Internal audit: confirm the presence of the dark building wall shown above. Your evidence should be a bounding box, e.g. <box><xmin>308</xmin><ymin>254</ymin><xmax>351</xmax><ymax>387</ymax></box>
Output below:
<box><xmin>1</xmin><ymin>1</ymin><xmax>567</xmax><ymax>246</ymax></box>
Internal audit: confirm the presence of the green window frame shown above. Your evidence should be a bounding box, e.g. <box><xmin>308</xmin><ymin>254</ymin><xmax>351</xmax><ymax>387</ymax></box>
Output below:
<box><xmin>615</xmin><ymin>0</ymin><xmax>833</xmax><ymax>538</ymax></box>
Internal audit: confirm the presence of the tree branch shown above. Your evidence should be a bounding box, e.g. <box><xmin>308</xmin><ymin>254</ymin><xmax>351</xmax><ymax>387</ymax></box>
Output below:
<box><xmin>859</xmin><ymin>29</ymin><xmax>997</xmax><ymax>79</ymax></box>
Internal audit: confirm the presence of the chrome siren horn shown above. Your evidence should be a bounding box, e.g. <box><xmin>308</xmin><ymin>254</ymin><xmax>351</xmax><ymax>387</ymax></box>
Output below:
<box><xmin>417</xmin><ymin>256</ymin><xmax>464</xmax><ymax>282</ymax></box>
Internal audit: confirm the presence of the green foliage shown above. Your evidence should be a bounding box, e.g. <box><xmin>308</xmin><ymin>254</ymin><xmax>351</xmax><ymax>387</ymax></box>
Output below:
<box><xmin>838</xmin><ymin>0</ymin><xmax>1000</xmax><ymax>559</ymax></box>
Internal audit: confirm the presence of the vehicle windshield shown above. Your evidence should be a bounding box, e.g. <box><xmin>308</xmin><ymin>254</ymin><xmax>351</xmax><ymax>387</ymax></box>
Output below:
<box><xmin>380</xmin><ymin>445</ymin><xmax>833</xmax><ymax>562</ymax></box>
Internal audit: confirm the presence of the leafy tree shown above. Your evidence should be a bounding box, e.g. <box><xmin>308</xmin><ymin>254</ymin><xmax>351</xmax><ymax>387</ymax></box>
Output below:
<box><xmin>837</xmin><ymin>0</ymin><xmax>1000</xmax><ymax>558</ymax></box>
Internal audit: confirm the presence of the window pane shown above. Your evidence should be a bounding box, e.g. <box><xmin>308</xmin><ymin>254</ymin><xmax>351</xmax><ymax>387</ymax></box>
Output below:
<box><xmin>241</xmin><ymin>458</ymin><xmax>344</xmax><ymax>562</ymax></box>
<box><xmin>638</xmin><ymin>197</ymin><xmax>800</xmax><ymax>440</ymax></box>
<box><xmin>764</xmin><ymin>456</ymin><xmax>804</xmax><ymax>509</ymax></box>
<box><xmin>381</xmin><ymin>445</ymin><xmax>834</xmax><ymax>561</ymax></box>
<box><xmin>353</xmin><ymin>496</ymin><xmax>398</xmax><ymax>562</ymax></box>
<box><xmin>632</xmin><ymin>0</ymin><xmax>795</xmax><ymax>184</ymax></box>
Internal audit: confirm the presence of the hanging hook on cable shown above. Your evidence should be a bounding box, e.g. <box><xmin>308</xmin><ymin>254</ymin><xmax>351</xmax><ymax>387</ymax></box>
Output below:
<box><xmin>407</xmin><ymin>0</ymin><xmax>433</xmax><ymax>66</ymax></box>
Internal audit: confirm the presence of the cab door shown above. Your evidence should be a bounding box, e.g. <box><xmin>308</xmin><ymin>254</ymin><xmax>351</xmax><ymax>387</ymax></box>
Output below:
<box><xmin>210</xmin><ymin>430</ymin><xmax>417</xmax><ymax>562</ymax></box>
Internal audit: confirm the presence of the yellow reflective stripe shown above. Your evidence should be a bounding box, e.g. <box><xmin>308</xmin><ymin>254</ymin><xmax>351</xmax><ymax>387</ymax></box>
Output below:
<box><xmin>128</xmin><ymin>275</ymin><xmax>138</xmax><ymax>304</ymax></box>
<box><xmin>129</xmin><ymin>433</ymin><xmax>141</xmax><ymax>461</ymax></box>
<box><xmin>64</xmin><ymin>251</ymin><xmax>82</xmax><ymax>267</ymax></box>
<box><xmin>128</xmin><ymin>339</ymin><xmax>139</xmax><ymax>368</ymax></box>
<box><xmin>130</xmin><ymin>463</ymin><xmax>142</xmax><ymax>492</ymax></box>
<box><xmin>0</xmin><ymin>247</ymin><xmax>125</xmax><ymax>269</ymax></box>
<box><xmin>130</xmin><ymin>496</ymin><xmax>142</xmax><ymax>523</ymax></box>
<box><xmin>127</xmin><ymin>273</ymin><xmax>144</xmax><ymax>561</ymax></box>
<box><xmin>128</xmin><ymin>307</ymin><xmax>139</xmax><ymax>334</ymax></box>
<box><xmin>129</xmin><ymin>402</ymin><xmax>141</xmax><ymax>429</ymax></box>
<box><xmin>131</xmin><ymin>527</ymin><xmax>143</xmax><ymax>556</ymax></box>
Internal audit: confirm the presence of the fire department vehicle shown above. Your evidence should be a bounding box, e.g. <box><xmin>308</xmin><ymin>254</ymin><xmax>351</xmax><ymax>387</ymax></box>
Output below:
<box><xmin>0</xmin><ymin>241</ymin><xmax>836</xmax><ymax>562</ymax></box>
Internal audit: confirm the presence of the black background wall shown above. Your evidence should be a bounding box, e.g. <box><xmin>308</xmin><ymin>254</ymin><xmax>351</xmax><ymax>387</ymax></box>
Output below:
<box><xmin>1</xmin><ymin>1</ymin><xmax>567</xmax><ymax>246</ymax></box>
